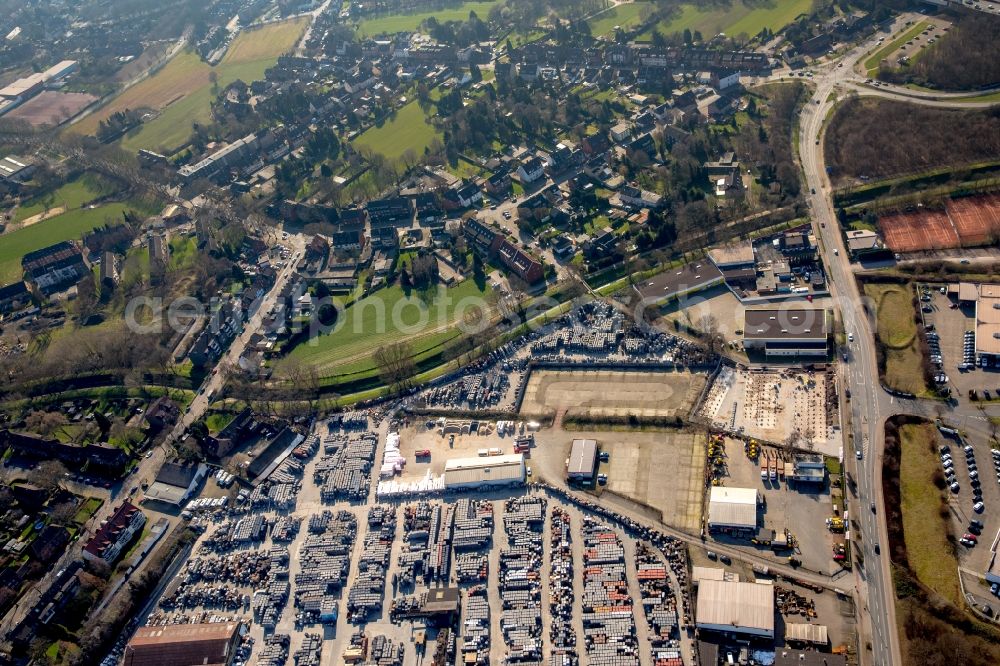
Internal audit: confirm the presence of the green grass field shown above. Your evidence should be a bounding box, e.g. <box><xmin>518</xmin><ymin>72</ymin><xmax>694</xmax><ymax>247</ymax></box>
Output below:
<box><xmin>286</xmin><ymin>279</ymin><xmax>491</xmax><ymax>376</ymax></box>
<box><xmin>353</xmin><ymin>100</ymin><xmax>442</xmax><ymax>162</ymax></box>
<box><xmin>0</xmin><ymin>203</ymin><xmax>132</xmax><ymax>284</ymax></box>
<box><xmin>864</xmin><ymin>21</ymin><xmax>929</xmax><ymax>76</ymax></box>
<box><xmin>168</xmin><ymin>235</ymin><xmax>198</xmax><ymax>270</ymax></box>
<box><xmin>898</xmin><ymin>422</ymin><xmax>962</xmax><ymax>605</ymax></box>
<box><xmin>865</xmin><ymin>283</ymin><xmax>928</xmax><ymax>396</ymax></box>
<box><xmin>357</xmin><ymin>1</ymin><xmax>500</xmax><ymax>36</ymax></box>
<box><xmin>588</xmin><ymin>3</ymin><xmax>652</xmax><ymax>37</ymax></box>
<box><xmin>14</xmin><ymin>176</ymin><xmax>114</xmax><ymax>223</ymax></box>
<box><xmin>74</xmin><ymin>18</ymin><xmax>307</xmax><ymax>153</ymax></box>
<box><xmin>640</xmin><ymin>0</ymin><xmax>813</xmax><ymax>40</ymax></box>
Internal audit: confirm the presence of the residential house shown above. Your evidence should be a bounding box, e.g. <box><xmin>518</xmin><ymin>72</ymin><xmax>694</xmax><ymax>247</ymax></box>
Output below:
<box><xmin>188</xmin><ymin>300</ymin><xmax>243</xmax><ymax>368</ymax></box>
<box><xmin>82</xmin><ymin>502</ymin><xmax>146</xmax><ymax>564</ymax></box>
<box><xmin>484</xmin><ymin>169</ymin><xmax>511</xmax><ymax>195</ymax></box>
<box><xmin>0</xmin><ymin>281</ymin><xmax>31</xmax><ymax>313</ymax></box>
<box><xmin>454</xmin><ymin>182</ymin><xmax>483</xmax><ymax>208</ymax></box>
<box><xmin>0</xmin><ymin>430</ymin><xmax>128</xmax><ymax>475</ymax></box>
<box><xmin>516</xmin><ymin>156</ymin><xmax>545</xmax><ymax>184</ymax></box>
<box><xmin>31</xmin><ymin>525</ymin><xmax>70</xmax><ymax>565</ymax></box>
<box><xmin>581</xmin><ymin>132</ymin><xmax>610</xmax><ymax>156</ymax></box>
<box><xmin>619</xmin><ymin>184</ymin><xmax>663</xmax><ymax>209</ymax></box>
<box><xmin>367</xmin><ymin>197</ymin><xmax>413</xmax><ymax>227</ymax></box>
<box><xmin>144</xmin><ymin>396</ymin><xmax>179</xmax><ymax>433</ymax></box>
<box><xmin>22</xmin><ymin>241</ymin><xmax>89</xmax><ymax>295</ymax></box>
<box><xmin>99</xmin><ymin>251</ymin><xmax>120</xmax><ymax>289</ymax></box>
<box><xmin>610</xmin><ymin>122</ymin><xmax>632</xmax><ymax>144</ymax></box>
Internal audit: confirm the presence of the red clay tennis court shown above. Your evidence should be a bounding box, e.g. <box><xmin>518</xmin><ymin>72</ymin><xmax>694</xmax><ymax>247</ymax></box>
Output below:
<box><xmin>948</xmin><ymin>193</ymin><xmax>1000</xmax><ymax>246</ymax></box>
<box><xmin>879</xmin><ymin>208</ymin><xmax>959</xmax><ymax>252</ymax></box>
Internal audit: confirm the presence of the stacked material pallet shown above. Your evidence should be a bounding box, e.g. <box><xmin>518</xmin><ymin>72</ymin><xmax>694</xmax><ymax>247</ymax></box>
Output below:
<box><xmin>499</xmin><ymin>496</ymin><xmax>546</xmax><ymax>663</ymax></box>
<box><xmin>549</xmin><ymin>507</ymin><xmax>578</xmax><ymax>666</ymax></box>
<box><xmin>452</xmin><ymin>498</ymin><xmax>494</xmax><ymax>550</ymax></box>
<box><xmin>347</xmin><ymin>505</ymin><xmax>397</xmax><ymax>621</ymax></box>
<box><xmin>294</xmin><ymin>633</ymin><xmax>323</xmax><ymax>666</ymax></box>
<box><xmin>635</xmin><ymin>542</ymin><xmax>682</xmax><ymax>665</ymax></box>
<box><xmin>455</xmin><ymin>553</ymin><xmax>489</xmax><ymax>583</ymax></box>
<box><xmin>318</xmin><ymin>434</ymin><xmax>377</xmax><ymax>501</ymax></box>
<box><xmin>581</xmin><ymin>517</ymin><xmax>639</xmax><ymax>666</ymax></box>
<box><xmin>294</xmin><ymin>510</ymin><xmax>357</xmax><ymax>624</ymax></box>
<box><xmin>366</xmin><ymin>634</ymin><xmax>406</xmax><ymax>666</ymax></box>
<box><xmin>257</xmin><ymin>634</ymin><xmax>290</xmax><ymax>666</ymax></box>
<box><xmin>460</xmin><ymin>586</ymin><xmax>491</xmax><ymax>666</ymax></box>
<box><xmin>428</xmin><ymin>503</ymin><xmax>454</xmax><ymax>583</ymax></box>
<box><xmin>398</xmin><ymin>502</ymin><xmax>433</xmax><ymax>587</ymax></box>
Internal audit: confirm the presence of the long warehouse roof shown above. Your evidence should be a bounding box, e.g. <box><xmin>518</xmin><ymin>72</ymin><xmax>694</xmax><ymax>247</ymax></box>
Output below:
<box><xmin>707</xmin><ymin>486</ymin><xmax>758</xmax><ymax>528</ymax></box>
<box><xmin>696</xmin><ymin>580</ymin><xmax>774</xmax><ymax>634</ymax></box>
<box><xmin>443</xmin><ymin>454</ymin><xmax>524</xmax><ymax>485</ymax></box>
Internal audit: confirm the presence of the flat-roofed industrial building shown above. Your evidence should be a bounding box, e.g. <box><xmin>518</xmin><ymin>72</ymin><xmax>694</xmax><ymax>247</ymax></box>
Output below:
<box><xmin>566</xmin><ymin>438</ymin><xmax>597</xmax><ymax>481</ymax></box>
<box><xmin>707</xmin><ymin>486</ymin><xmax>759</xmax><ymax>534</ymax></box>
<box><xmin>695</xmin><ymin>580</ymin><xmax>775</xmax><ymax>638</ymax></box>
<box><xmin>742</xmin><ymin>308</ymin><xmax>828</xmax><ymax>357</ymax></box>
<box><xmin>124</xmin><ymin>621</ymin><xmax>242</xmax><ymax>666</ymax></box>
<box><xmin>974</xmin><ymin>283</ymin><xmax>1000</xmax><ymax>367</ymax></box>
<box><xmin>443</xmin><ymin>454</ymin><xmax>525</xmax><ymax>489</ymax></box>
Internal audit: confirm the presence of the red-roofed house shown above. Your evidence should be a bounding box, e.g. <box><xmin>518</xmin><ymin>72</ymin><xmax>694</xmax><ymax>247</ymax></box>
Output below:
<box><xmin>82</xmin><ymin>502</ymin><xmax>146</xmax><ymax>564</ymax></box>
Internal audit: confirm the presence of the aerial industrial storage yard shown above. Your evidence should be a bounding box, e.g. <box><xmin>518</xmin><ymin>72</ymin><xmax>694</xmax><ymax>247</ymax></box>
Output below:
<box><xmin>100</xmin><ymin>303</ymin><xmax>855</xmax><ymax>666</ymax></box>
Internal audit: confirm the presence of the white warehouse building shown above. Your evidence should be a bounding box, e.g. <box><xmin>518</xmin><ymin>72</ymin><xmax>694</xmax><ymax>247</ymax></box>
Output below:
<box><xmin>443</xmin><ymin>454</ymin><xmax>526</xmax><ymax>490</ymax></box>
<box><xmin>707</xmin><ymin>486</ymin><xmax>759</xmax><ymax>534</ymax></box>
<box><xmin>696</xmin><ymin>580</ymin><xmax>775</xmax><ymax>638</ymax></box>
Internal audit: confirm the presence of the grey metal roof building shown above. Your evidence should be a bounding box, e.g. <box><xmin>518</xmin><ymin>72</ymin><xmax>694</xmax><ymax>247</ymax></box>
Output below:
<box><xmin>695</xmin><ymin>580</ymin><xmax>775</xmax><ymax>638</ymax></box>
<box><xmin>443</xmin><ymin>454</ymin><xmax>525</xmax><ymax>489</ymax></box>
<box><xmin>743</xmin><ymin>308</ymin><xmax>828</xmax><ymax>357</ymax></box>
<box><xmin>567</xmin><ymin>439</ymin><xmax>597</xmax><ymax>480</ymax></box>
<box><xmin>707</xmin><ymin>486</ymin><xmax>759</xmax><ymax>530</ymax></box>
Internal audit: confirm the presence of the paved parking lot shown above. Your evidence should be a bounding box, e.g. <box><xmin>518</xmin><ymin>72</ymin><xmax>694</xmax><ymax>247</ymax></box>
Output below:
<box><xmin>920</xmin><ymin>285</ymin><xmax>1000</xmax><ymax>400</ymax></box>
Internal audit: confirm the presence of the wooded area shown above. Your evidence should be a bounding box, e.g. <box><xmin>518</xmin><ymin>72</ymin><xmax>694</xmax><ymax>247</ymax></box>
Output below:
<box><xmin>878</xmin><ymin>14</ymin><xmax>1000</xmax><ymax>90</ymax></box>
<box><xmin>825</xmin><ymin>98</ymin><xmax>1000</xmax><ymax>182</ymax></box>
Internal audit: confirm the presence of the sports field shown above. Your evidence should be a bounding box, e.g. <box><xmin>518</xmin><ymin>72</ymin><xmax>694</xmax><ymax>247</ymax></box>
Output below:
<box><xmin>640</xmin><ymin>0</ymin><xmax>812</xmax><ymax>40</ymax></box>
<box><xmin>520</xmin><ymin>369</ymin><xmax>704</xmax><ymax>419</ymax></box>
<box><xmin>0</xmin><ymin>203</ymin><xmax>132</xmax><ymax>284</ymax></box>
<box><xmin>286</xmin><ymin>279</ymin><xmax>492</xmax><ymax>376</ymax></box>
<box><xmin>72</xmin><ymin>18</ymin><xmax>307</xmax><ymax>153</ymax></box>
<box><xmin>352</xmin><ymin>100</ymin><xmax>442</xmax><ymax>162</ymax></box>
<box><xmin>879</xmin><ymin>193</ymin><xmax>1000</xmax><ymax>252</ymax></box>
<box><xmin>357</xmin><ymin>1</ymin><xmax>500</xmax><ymax>36</ymax></box>
<box><xmin>588</xmin><ymin>3</ymin><xmax>652</xmax><ymax>37</ymax></box>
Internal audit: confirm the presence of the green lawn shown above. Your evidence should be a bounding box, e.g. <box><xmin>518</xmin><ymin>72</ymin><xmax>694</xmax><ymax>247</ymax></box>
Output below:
<box><xmin>120</xmin><ymin>59</ymin><xmax>281</xmax><ymax>153</ymax></box>
<box><xmin>14</xmin><ymin>176</ymin><xmax>115</xmax><ymax>223</ymax></box>
<box><xmin>353</xmin><ymin>100</ymin><xmax>442</xmax><ymax>163</ymax></box>
<box><xmin>865</xmin><ymin>283</ymin><xmax>928</xmax><ymax>396</ymax></box>
<box><xmin>588</xmin><ymin>3</ymin><xmax>652</xmax><ymax>37</ymax></box>
<box><xmin>0</xmin><ymin>203</ymin><xmax>132</xmax><ymax>284</ymax></box>
<box><xmin>898</xmin><ymin>423</ymin><xmax>962</xmax><ymax>605</ymax></box>
<box><xmin>286</xmin><ymin>279</ymin><xmax>491</xmax><ymax>376</ymax></box>
<box><xmin>72</xmin><ymin>497</ymin><xmax>104</xmax><ymax>524</ymax></box>
<box><xmin>865</xmin><ymin>22</ymin><xmax>929</xmax><ymax>75</ymax></box>
<box><xmin>168</xmin><ymin>235</ymin><xmax>198</xmax><ymax>270</ymax></box>
<box><xmin>640</xmin><ymin>0</ymin><xmax>813</xmax><ymax>40</ymax></box>
<box><xmin>357</xmin><ymin>1</ymin><xmax>501</xmax><ymax>36</ymax></box>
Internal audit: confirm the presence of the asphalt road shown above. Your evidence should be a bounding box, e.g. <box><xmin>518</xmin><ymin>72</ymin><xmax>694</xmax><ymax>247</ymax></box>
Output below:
<box><xmin>796</xmin><ymin>16</ymin><xmax>1000</xmax><ymax>665</ymax></box>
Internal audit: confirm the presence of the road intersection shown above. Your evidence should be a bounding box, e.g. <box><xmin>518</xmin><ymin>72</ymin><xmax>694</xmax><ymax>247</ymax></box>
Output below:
<box><xmin>796</xmin><ymin>17</ymin><xmax>1000</xmax><ymax>666</ymax></box>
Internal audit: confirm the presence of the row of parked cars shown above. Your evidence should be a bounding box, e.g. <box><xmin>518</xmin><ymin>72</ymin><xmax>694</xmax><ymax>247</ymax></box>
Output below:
<box><xmin>941</xmin><ymin>444</ymin><xmax>987</xmax><ymax>513</ymax></box>
<box><xmin>961</xmin><ymin>519</ymin><xmax>984</xmax><ymax>549</ymax></box>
